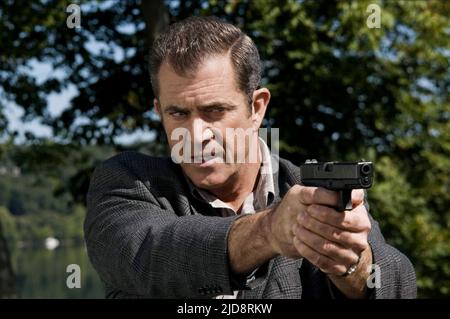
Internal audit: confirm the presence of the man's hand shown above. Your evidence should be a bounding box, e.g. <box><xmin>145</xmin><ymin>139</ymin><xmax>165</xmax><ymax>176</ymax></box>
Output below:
<box><xmin>290</xmin><ymin>187</ymin><xmax>372</xmax><ymax>298</ymax></box>
<box><xmin>229</xmin><ymin>185</ymin><xmax>373</xmax><ymax>299</ymax></box>
<box><xmin>228</xmin><ymin>184</ymin><xmax>337</xmax><ymax>274</ymax></box>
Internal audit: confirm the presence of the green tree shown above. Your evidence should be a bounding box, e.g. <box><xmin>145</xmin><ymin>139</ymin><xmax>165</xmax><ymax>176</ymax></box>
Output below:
<box><xmin>0</xmin><ymin>0</ymin><xmax>167</xmax><ymax>143</ymax></box>
<box><xmin>0</xmin><ymin>208</ymin><xmax>15</xmax><ymax>298</ymax></box>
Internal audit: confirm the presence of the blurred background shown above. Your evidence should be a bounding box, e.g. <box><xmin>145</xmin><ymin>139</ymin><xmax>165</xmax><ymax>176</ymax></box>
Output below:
<box><xmin>0</xmin><ymin>0</ymin><xmax>448</xmax><ymax>298</ymax></box>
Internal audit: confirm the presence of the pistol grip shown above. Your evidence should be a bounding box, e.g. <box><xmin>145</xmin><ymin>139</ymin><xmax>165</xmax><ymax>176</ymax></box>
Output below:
<box><xmin>336</xmin><ymin>190</ymin><xmax>353</xmax><ymax>212</ymax></box>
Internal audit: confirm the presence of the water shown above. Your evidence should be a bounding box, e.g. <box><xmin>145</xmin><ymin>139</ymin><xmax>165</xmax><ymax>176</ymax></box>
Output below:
<box><xmin>10</xmin><ymin>245</ymin><xmax>104</xmax><ymax>299</ymax></box>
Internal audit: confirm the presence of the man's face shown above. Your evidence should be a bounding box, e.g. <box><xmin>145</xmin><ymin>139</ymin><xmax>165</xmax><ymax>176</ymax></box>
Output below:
<box><xmin>154</xmin><ymin>54</ymin><xmax>264</xmax><ymax>191</ymax></box>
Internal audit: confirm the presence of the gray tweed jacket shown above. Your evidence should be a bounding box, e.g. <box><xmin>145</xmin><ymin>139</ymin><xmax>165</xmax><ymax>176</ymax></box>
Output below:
<box><xmin>84</xmin><ymin>151</ymin><xmax>417</xmax><ymax>299</ymax></box>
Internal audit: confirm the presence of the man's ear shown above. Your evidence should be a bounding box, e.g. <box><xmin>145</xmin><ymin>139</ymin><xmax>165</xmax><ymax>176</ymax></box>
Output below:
<box><xmin>251</xmin><ymin>88</ymin><xmax>271</xmax><ymax>130</ymax></box>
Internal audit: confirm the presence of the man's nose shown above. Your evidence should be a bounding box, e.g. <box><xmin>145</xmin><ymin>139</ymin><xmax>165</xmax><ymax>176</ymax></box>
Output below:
<box><xmin>190</xmin><ymin>118</ymin><xmax>214</xmax><ymax>150</ymax></box>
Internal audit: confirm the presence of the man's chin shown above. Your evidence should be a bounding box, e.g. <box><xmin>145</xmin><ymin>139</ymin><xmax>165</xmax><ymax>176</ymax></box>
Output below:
<box><xmin>182</xmin><ymin>163</ymin><xmax>229</xmax><ymax>190</ymax></box>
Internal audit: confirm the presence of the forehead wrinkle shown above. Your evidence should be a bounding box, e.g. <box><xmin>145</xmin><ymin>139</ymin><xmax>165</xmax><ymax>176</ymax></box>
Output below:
<box><xmin>169</xmin><ymin>81</ymin><xmax>234</xmax><ymax>107</ymax></box>
<box><xmin>164</xmin><ymin>84</ymin><xmax>225</xmax><ymax>109</ymax></box>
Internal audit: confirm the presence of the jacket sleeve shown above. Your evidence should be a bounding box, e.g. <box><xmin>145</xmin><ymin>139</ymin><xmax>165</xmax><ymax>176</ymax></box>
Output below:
<box><xmin>84</xmin><ymin>156</ymin><xmax>241</xmax><ymax>298</ymax></box>
<box><xmin>367</xmin><ymin>214</ymin><xmax>417</xmax><ymax>298</ymax></box>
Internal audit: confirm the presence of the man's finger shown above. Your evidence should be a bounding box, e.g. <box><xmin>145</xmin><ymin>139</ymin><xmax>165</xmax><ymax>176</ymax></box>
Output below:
<box><xmin>351</xmin><ymin>189</ymin><xmax>365</xmax><ymax>207</ymax></box>
<box><xmin>293</xmin><ymin>236</ymin><xmax>347</xmax><ymax>276</ymax></box>
<box><xmin>296</xmin><ymin>186</ymin><xmax>339</xmax><ymax>207</ymax></box>
<box><xmin>297</xmin><ymin>211</ymin><xmax>369</xmax><ymax>253</ymax></box>
<box><xmin>305</xmin><ymin>203</ymin><xmax>371</xmax><ymax>232</ymax></box>
<box><xmin>292</xmin><ymin>223</ymin><xmax>359</xmax><ymax>266</ymax></box>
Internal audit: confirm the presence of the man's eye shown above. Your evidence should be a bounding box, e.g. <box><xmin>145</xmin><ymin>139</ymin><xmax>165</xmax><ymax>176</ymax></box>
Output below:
<box><xmin>205</xmin><ymin>107</ymin><xmax>225</xmax><ymax>113</ymax></box>
<box><xmin>170</xmin><ymin>111</ymin><xmax>188</xmax><ymax>117</ymax></box>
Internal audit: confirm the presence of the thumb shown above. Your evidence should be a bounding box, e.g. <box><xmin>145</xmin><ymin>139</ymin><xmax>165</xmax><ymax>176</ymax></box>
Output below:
<box><xmin>351</xmin><ymin>189</ymin><xmax>365</xmax><ymax>207</ymax></box>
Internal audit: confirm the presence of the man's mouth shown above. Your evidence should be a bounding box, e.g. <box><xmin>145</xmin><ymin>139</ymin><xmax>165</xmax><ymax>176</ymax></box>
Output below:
<box><xmin>190</xmin><ymin>150</ymin><xmax>221</xmax><ymax>167</ymax></box>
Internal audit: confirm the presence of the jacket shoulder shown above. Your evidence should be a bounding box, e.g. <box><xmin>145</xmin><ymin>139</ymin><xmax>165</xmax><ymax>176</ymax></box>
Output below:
<box><xmin>278</xmin><ymin>156</ymin><xmax>302</xmax><ymax>185</ymax></box>
<box><xmin>99</xmin><ymin>151</ymin><xmax>179</xmax><ymax>179</ymax></box>
<box><xmin>88</xmin><ymin>151</ymin><xmax>189</xmax><ymax>208</ymax></box>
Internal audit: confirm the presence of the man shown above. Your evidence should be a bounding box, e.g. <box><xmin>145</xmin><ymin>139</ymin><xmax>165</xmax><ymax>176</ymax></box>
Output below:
<box><xmin>84</xmin><ymin>16</ymin><xmax>416</xmax><ymax>298</ymax></box>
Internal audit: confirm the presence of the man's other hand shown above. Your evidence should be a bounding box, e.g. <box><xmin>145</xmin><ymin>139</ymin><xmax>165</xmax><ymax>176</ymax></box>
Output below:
<box><xmin>291</xmin><ymin>188</ymin><xmax>371</xmax><ymax>276</ymax></box>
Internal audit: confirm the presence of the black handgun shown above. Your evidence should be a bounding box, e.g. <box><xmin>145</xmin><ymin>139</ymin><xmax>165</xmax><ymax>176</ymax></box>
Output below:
<box><xmin>299</xmin><ymin>160</ymin><xmax>373</xmax><ymax>212</ymax></box>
